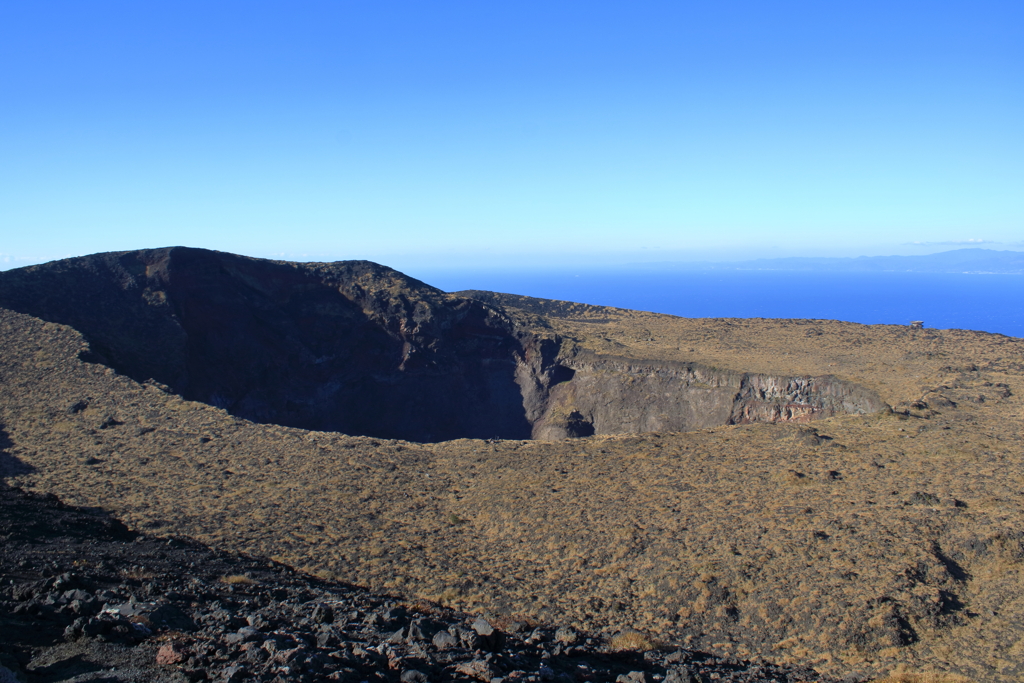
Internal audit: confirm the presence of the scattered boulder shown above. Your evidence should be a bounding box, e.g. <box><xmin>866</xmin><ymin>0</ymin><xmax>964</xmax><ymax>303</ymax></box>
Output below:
<box><xmin>471</xmin><ymin>616</ymin><xmax>505</xmax><ymax>651</ymax></box>
<box><xmin>311</xmin><ymin>602</ymin><xmax>334</xmax><ymax>623</ymax></box>
<box><xmin>432</xmin><ymin>629</ymin><xmax>458</xmax><ymax>650</ymax></box>
<box><xmin>554</xmin><ymin>626</ymin><xmax>579</xmax><ymax>645</ymax></box>
<box><xmin>664</xmin><ymin>668</ymin><xmax>696</xmax><ymax>683</ymax></box>
<box><xmin>455</xmin><ymin>658</ymin><xmax>499</xmax><ymax>682</ymax></box>
<box><xmin>616</xmin><ymin>673</ymin><xmax>648</xmax><ymax>683</ymax></box>
<box><xmin>156</xmin><ymin>640</ymin><xmax>189</xmax><ymax>665</ymax></box>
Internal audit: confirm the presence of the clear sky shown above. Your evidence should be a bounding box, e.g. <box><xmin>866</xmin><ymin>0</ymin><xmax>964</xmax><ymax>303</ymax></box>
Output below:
<box><xmin>2</xmin><ymin>1</ymin><xmax>1022</xmax><ymax>272</ymax></box>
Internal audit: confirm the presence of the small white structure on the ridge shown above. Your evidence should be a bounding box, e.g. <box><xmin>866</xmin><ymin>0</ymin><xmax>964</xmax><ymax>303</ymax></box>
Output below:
<box><xmin>910</xmin><ymin>320</ymin><xmax>924</xmax><ymax>329</ymax></box>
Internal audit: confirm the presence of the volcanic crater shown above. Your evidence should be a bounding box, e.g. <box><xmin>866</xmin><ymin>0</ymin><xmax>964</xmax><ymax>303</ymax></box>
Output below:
<box><xmin>0</xmin><ymin>247</ymin><xmax>885</xmax><ymax>443</ymax></box>
<box><xmin>2</xmin><ymin>247</ymin><xmax>1024</xmax><ymax>682</ymax></box>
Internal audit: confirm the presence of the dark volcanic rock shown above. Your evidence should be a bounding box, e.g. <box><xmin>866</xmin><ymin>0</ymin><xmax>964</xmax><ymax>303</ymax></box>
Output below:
<box><xmin>0</xmin><ymin>247</ymin><xmax>532</xmax><ymax>442</ymax></box>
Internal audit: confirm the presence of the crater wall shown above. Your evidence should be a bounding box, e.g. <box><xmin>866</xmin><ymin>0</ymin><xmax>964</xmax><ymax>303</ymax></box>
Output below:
<box><xmin>521</xmin><ymin>352</ymin><xmax>888</xmax><ymax>440</ymax></box>
<box><xmin>0</xmin><ymin>248</ymin><xmax>888</xmax><ymax>442</ymax></box>
<box><xmin>0</xmin><ymin>248</ymin><xmax>532</xmax><ymax>442</ymax></box>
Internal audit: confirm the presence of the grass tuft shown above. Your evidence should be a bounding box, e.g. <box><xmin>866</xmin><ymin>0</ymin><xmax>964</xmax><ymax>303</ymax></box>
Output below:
<box><xmin>609</xmin><ymin>630</ymin><xmax>659</xmax><ymax>652</ymax></box>
<box><xmin>220</xmin><ymin>574</ymin><xmax>256</xmax><ymax>585</ymax></box>
<box><xmin>869</xmin><ymin>674</ymin><xmax>975</xmax><ymax>683</ymax></box>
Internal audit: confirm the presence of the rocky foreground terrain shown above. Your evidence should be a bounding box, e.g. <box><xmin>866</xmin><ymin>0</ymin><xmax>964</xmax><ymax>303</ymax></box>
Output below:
<box><xmin>1</xmin><ymin>247</ymin><xmax>1023</xmax><ymax>681</ymax></box>
<box><xmin>0</xmin><ymin>481</ymin><xmax>832</xmax><ymax>683</ymax></box>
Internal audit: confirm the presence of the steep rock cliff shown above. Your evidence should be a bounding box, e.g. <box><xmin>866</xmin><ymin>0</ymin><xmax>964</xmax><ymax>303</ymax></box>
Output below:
<box><xmin>524</xmin><ymin>352</ymin><xmax>887</xmax><ymax>440</ymax></box>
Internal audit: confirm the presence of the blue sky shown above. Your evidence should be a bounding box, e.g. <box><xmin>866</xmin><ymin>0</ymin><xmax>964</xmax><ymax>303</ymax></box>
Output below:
<box><xmin>2</xmin><ymin>1</ymin><xmax>1022</xmax><ymax>272</ymax></box>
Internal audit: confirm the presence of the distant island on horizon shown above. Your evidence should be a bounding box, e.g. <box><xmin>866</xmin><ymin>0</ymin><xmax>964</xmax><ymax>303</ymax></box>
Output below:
<box><xmin>633</xmin><ymin>247</ymin><xmax>1024</xmax><ymax>274</ymax></box>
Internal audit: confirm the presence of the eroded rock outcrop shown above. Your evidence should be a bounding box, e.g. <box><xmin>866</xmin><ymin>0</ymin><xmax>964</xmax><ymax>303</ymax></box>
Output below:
<box><xmin>524</xmin><ymin>353</ymin><xmax>888</xmax><ymax>440</ymax></box>
<box><xmin>516</xmin><ymin>350</ymin><xmax>884</xmax><ymax>440</ymax></box>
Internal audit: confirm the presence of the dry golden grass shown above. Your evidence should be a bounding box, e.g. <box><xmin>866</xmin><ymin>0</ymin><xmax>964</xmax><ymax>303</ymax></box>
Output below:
<box><xmin>609</xmin><ymin>631</ymin><xmax>659</xmax><ymax>652</ymax></box>
<box><xmin>119</xmin><ymin>568</ymin><xmax>156</xmax><ymax>581</ymax></box>
<box><xmin>487</xmin><ymin>613</ymin><xmax>540</xmax><ymax>632</ymax></box>
<box><xmin>220</xmin><ymin>574</ymin><xmax>255</xmax><ymax>585</ymax></box>
<box><xmin>869</xmin><ymin>674</ymin><xmax>975</xmax><ymax>683</ymax></box>
<box><xmin>399</xmin><ymin>598</ymin><xmax>448</xmax><ymax>617</ymax></box>
<box><xmin>310</xmin><ymin>568</ymin><xmax>343</xmax><ymax>582</ymax></box>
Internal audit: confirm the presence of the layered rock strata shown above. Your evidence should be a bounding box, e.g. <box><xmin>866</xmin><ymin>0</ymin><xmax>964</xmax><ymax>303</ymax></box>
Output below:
<box><xmin>525</xmin><ymin>352</ymin><xmax>887</xmax><ymax>440</ymax></box>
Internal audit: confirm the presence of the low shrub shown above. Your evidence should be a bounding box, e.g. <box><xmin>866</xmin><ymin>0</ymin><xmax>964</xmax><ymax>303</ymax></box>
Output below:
<box><xmin>609</xmin><ymin>630</ymin><xmax>658</xmax><ymax>652</ymax></box>
<box><xmin>220</xmin><ymin>574</ymin><xmax>255</xmax><ymax>585</ymax></box>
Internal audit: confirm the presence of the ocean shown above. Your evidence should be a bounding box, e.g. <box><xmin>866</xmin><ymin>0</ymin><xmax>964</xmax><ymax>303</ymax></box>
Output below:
<box><xmin>412</xmin><ymin>269</ymin><xmax>1024</xmax><ymax>338</ymax></box>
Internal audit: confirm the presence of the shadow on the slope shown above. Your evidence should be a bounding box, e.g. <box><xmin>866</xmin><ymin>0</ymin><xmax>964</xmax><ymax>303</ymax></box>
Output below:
<box><xmin>0</xmin><ymin>425</ymin><xmax>35</xmax><ymax>480</ymax></box>
<box><xmin>26</xmin><ymin>654</ymin><xmax>107</xmax><ymax>681</ymax></box>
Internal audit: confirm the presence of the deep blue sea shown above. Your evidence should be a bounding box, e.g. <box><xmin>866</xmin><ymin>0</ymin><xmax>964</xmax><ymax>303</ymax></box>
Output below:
<box><xmin>413</xmin><ymin>270</ymin><xmax>1024</xmax><ymax>338</ymax></box>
